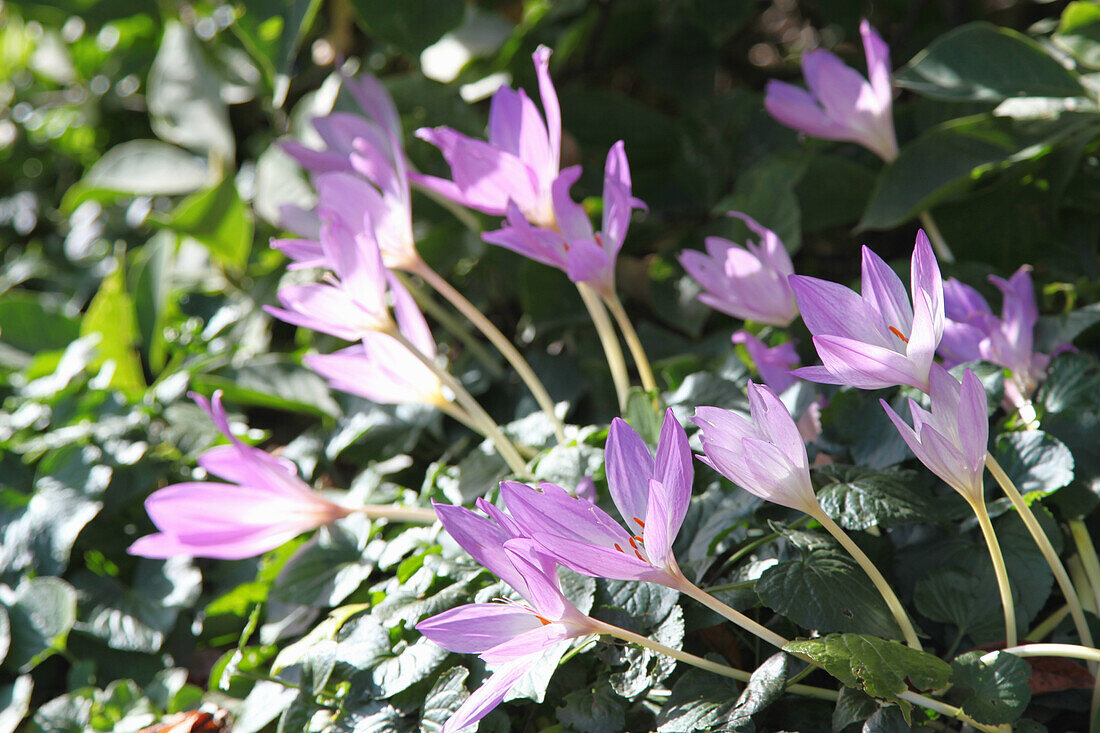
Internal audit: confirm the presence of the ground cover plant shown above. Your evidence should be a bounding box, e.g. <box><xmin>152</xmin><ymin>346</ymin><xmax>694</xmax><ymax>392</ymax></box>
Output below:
<box><xmin>6</xmin><ymin>0</ymin><xmax>1100</xmax><ymax>731</ymax></box>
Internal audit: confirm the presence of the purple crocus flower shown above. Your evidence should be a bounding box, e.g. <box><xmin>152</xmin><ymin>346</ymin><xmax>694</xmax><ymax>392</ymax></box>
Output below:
<box><xmin>880</xmin><ymin>366</ymin><xmax>988</xmax><ymax>507</ymax></box>
<box><xmin>694</xmin><ymin>381</ymin><xmax>821</xmax><ymax>515</ymax></box>
<box><xmin>765</xmin><ymin>20</ymin><xmax>899</xmax><ymax>162</ymax></box>
<box><xmin>789</xmin><ymin>230</ymin><xmax>944</xmax><ymax>392</ymax></box>
<box><xmin>411</xmin><ymin>46</ymin><xmax>563</xmax><ymax>228</ymax></box>
<box><xmin>732</xmin><ymin>331</ymin><xmax>800</xmax><ymax>393</ymax></box>
<box><xmin>128</xmin><ymin>391</ymin><xmax>351</xmax><ymax>559</ymax></box>
<box><xmin>499</xmin><ymin>409</ymin><xmax>692</xmax><ymax>584</ymax></box>
<box><xmin>940</xmin><ymin>267</ymin><xmax>1053</xmax><ymax>408</ymax></box>
<box><xmin>416</xmin><ymin>501</ymin><xmax>599</xmax><ymax>733</ymax></box>
<box><xmin>482</xmin><ymin>141</ymin><xmax>645</xmax><ymax>297</ymax></box>
<box><xmin>679</xmin><ymin>213</ymin><xmax>798</xmax><ymax>327</ymax></box>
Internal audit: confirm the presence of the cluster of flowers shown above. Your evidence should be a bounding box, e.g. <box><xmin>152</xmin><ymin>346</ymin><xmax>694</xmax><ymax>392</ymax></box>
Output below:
<box><xmin>127</xmin><ymin>21</ymin><xmax>1082</xmax><ymax>732</ymax></box>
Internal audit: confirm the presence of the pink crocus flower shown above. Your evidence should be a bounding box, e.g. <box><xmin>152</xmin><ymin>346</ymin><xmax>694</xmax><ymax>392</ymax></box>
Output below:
<box><xmin>411</xmin><ymin>46</ymin><xmax>562</xmax><ymax>228</ymax></box>
<box><xmin>500</xmin><ymin>409</ymin><xmax>692</xmax><ymax>585</ymax></box>
<box><xmin>939</xmin><ymin>267</ymin><xmax>1054</xmax><ymax>408</ymax></box>
<box><xmin>416</xmin><ymin>501</ymin><xmax>599</xmax><ymax>733</ymax></box>
<box><xmin>679</xmin><ymin>213</ymin><xmax>799</xmax><ymax>327</ymax></box>
<box><xmin>731</xmin><ymin>331</ymin><xmax>800</xmax><ymax>393</ymax></box>
<box><xmin>880</xmin><ymin>366</ymin><xmax>988</xmax><ymax>507</ymax></box>
<box><xmin>694</xmin><ymin>381</ymin><xmax>821</xmax><ymax>515</ymax></box>
<box><xmin>765</xmin><ymin>20</ymin><xmax>899</xmax><ymax>162</ymax></box>
<box><xmin>482</xmin><ymin>141</ymin><xmax>645</xmax><ymax>297</ymax></box>
<box><xmin>128</xmin><ymin>391</ymin><xmax>350</xmax><ymax>560</ymax></box>
<box><xmin>789</xmin><ymin>230</ymin><xmax>944</xmax><ymax>392</ymax></box>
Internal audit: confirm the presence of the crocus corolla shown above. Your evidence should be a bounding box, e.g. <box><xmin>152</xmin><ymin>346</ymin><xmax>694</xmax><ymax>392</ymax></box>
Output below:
<box><xmin>790</xmin><ymin>230</ymin><xmax>944</xmax><ymax>392</ymax></box>
<box><xmin>940</xmin><ymin>267</ymin><xmax>1052</xmax><ymax>408</ymax></box>
<box><xmin>679</xmin><ymin>213</ymin><xmax>798</xmax><ymax>327</ymax></box>
<box><xmin>765</xmin><ymin>20</ymin><xmax>898</xmax><ymax>162</ymax></box>
<box><xmin>694</xmin><ymin>381</ymin><xmax>820</xmax><ymax>515</ymax></box>
<box><xmin>880</xmin><ymin>366</ymin><xmax>988</xmax><ymax>507</ymax></box>
<box><xmin>411</xmin><ymin>46</ymin><xmax>562</xmax><ymax>227</ymax></box>
<box><xmin>482</xmin><ymin>141</ymin><xmax>645</xmax><ymax>297</ymax></box>
<box><xmin>732</xmin><ymin>331</ymin><xmax>800</xmax><ymax>393</ymax></box>
<box><xmin>416</xmin><ymin>501</ymin><xmax>598</xmax><ymax>733</ymax></box>
<box><xmin>499</xmin><ymin>409</ymin><xmax>692</xmax><ymax>584</ymax></box>
<box><xmin>128</xmin><ymin>391</ymin><xmax>350</xmax><ymax>559</ymax></box>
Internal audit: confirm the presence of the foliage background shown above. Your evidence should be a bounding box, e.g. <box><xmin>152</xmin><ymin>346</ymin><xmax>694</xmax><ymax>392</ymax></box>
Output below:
<box><xmin>3</xmin><ymin>0</ymin><xmax>1100</xmax><ymax>730</ymax></box>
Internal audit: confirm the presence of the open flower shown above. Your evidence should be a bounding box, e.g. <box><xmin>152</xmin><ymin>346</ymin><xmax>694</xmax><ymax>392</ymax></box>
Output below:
<box><xmin>482</xmin><ymin>141</ymin><xmax>645</xmax><ymax>297</ymax></box>
<box><xmin>732</xmin><ymin>331</ymin><xmax>800</xmax><ymax>393</ymax></box>
<box><xmin>411</xmin><ymin>46</ymin><xmax>563</xmax><ymax>228</ymax></box>
<box><xmin>940</xmin><ymin>267</ymin><xmax>1053</xmax><ymax>408</ymax></box>
<box><xmin>790</xmin><ymin>230</ymin><xmax>944</xmax><ymax>392</ymax></box>
<box><xmin>679</xmin><ymin>213</ymin><xmax>798</xmax><ymax>327</ymax></box>
<box><xmin>416</xmin><ymin>501</ymin><xmax>598</xmax><ymax>733</ymax></box>
<box><xmin>500</xmin><ymin>409</ymin><xmax>692</xmax><ymax>584</ymax></box>
<box><xmin>881</xmin><ymin>366</ymin><xmax>988</xmax><ymax>506</ymax></box>
<box><xmin>765</xmin><ymin>20</ymin><xmax>898</xmax><ymax>162</ymax></box>
<box><xmin>694</xmin><ymin>381</ymin><xmax>820</xmax><ymax>515</ymax></box>
<box><xmin>128</xmin><ymin>391</ymin><xmax>350</xmax><ymax>559</ymax></box>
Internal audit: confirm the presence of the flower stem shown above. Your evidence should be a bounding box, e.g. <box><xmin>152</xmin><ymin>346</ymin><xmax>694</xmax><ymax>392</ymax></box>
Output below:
<box><xmin>353</xmin><ymin>505</ymin><xmax>437</xmax><ymax>523</ymax></box>
<box><xmin>411</xmin><ymin>260</ymin><xmax>567</xmax><ymax>444</ymax></box>
<box><xmin>591</xmin><ymin>619</ymin><xmax>838</xmax><ymax>701</ymax></box>
<box><xmin>917</xmin><ymin>210</ymin><xmax>954</xmax><ymax>264</ymax></box>
<box><xmin>972</xmin><ymin>500</ymin><xmax>1017</xmax><ymax>648</ymax></box>
<box><xmin>1067</xmin><ymin>518</ymin><xmax>1100</xmax><ymax>721</ymax></box>
<box><xmin>986</xmin><ymin>453</ymin><xmax>1094</xmax><ymax>650</ymax></box>
<box><xmin>1028</xmin><ymin>604</ymin><xmax>1070</xmax><ymax>642</ymax></box>
<box><xmin>812</xmin><ymin>511</ymin><xmax>923</xmax><ymax>651</ymax></box>
<box><xmin>576</xmin><ymin>282</ymin><xmax>630</xmax><ymax>411</ymax></box>
<box><xmin>395</xmin><ymin>271</ymin><xmax>503</xmax><ymax>378</ymax></box>
<box><xmin>673</xmin><ymin>575</ymin><xmax>791</xmax><ymax>651</ymax></box>
<box><xmin>895</xmin><ymin>691</ymin><xmax>1002</xmax><ymax>733</ymax></box>
<box><xmin>390</xmin><ymin>330</ymin><xmax>532</xmax><ymax>479</ymax></box>
<box><xmin>604</xmin><ymin>292</ymin><xmax>658</xmax><ymax>395</ymax></box>
<box><xmin>984</xmin><ymin>643</ymin><xmax>1100</xmax><ymax>666</ymax></box>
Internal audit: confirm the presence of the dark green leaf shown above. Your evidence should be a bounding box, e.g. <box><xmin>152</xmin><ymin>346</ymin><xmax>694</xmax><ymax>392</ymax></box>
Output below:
<box><xmin>796</xmin><ymin>154</ymin><xmax>877</xmax><ymax>232</ymax></box>
<box><xmin>421</xmin><ymin>667</ymin><xmax>469</xmax><ymax>733</ymax></box>
<box><xmin>949</xmin><ymin>651</ymin><xmax>1031</xmax><ymax>725</ymax></box>
<box><xmin>156</xmin><ymin>176</ymin><xmax>253</xmax><ymax>269</ymax></box>
<box><xmin>3</xmin><ymin>577</ymin><xmax>78</xmax><ymax>672</ymax></box>
<box><xmin>62</xmin><ymin>141</ymin><xmax>208</xmax><ymax>211</ymax></box>
<box><xmin>655</xmin><ymin>667</ymin><xmax>745</xmax><ymax>733</ymax></box>
<box><xmin>896</xmin><ymin>22</ymin><xmax>1086</xmax><ymax>101</ymax></box>
<box><xmin>814</xmin><ymin>465</ymin><xmax>939</xmax><ymax>530</ymax></box>
<box><xmin>1037</xmin><ymin>352</ymin><xmax>1100</xmax><ymax>414</ymax></box>
<box><xmin>783</xmin><ymin>634</ymin><xmax>951</xmax><ymax>724</ymax></box>
<box><xmin>0</xmin><ymin>483</ymin><xmax>101</xmax><ymax>578</ymax></box>
<box><xmin>129</xmin><ymin>231</ymin><xmax>175</xmax><ymax>372</ymax></box>
<box><xmin>992</xmin><ymin>431</ymin><xmax>1074</xmax><ymax>498</ymax></box>
<box><xmin>862</xmin><ymin>706</ymin><xmax>911</xmax><ymax>733</ymax></box>
<box><xmin>624</xmin><ymin>387</ymin><xmax>663</xmax><ymax>446</ymax></box>
<box><xmin>859</xmin><ymin>113</ymin><xmax>1097</xmax><ymax>230</ymax></box>
<box><xmin>1035</xmin><ymin>305</ymin><xmax>1100</xmax><ymax>356</ymax></box>
<box><xmin>715</xmin><ymin>157</ymin><xmax>805</xmax><ymax>253</ymax></box>
<box><xmin>0</xmin><ymin>293</ymin><xmax>80</xmax><ymax>354</ymax></box>
<box><xmin>1054</xmin><ymin>2</ymin><xmax>1100</xmax><ymax>70</ymax></box>
<box><xmin>556</xmin><ymin>682</ymin><xmax>627</xmax><ymax>733</ymax></box>
<box><xmin>194</xmin><ymin>355</ymin><xmax>341</xmax><ymax>418</ymax></box>
<box><xmin>913</xmin><ymin>567</ymin><xmax>1001</xmax><ymax>641</ymax></box>
<box><xmin>271</xmin><ymin>524</ymin><xmax>375</xmax><ymax>607</ymax></box>
<box><xmin>732</xmin><ymin>652</ymin><xmax>788</xmax><ymax>719</ymax></box>
<box><xmin>348</xmin><ymin>0</ymin><xmax>464</xmax><ymax>55</ymax></box>
<box><xmin>832</xmin><ymin>686</ymin><xmax>880</xmax><ymax>732</ymax></box>
<box><xmin>756</xmin><ymin>548</ymin><xmax>902</xmax><ymax>640</ymax></box>
<box><xmin>29</xmin><ymin>692</ymin><xmax>92</xmax><ymax>733</ymax></box>
<box><xmin>820</xmin><ymin>390</ymin><xmax>909</xmax><ymax>469</ymax></box>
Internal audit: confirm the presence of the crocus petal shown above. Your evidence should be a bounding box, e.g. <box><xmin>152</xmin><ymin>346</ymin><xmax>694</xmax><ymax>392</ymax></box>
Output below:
<box><xmin>789</xmin><ymin>275</ymin><xmax>884</xmax><ymax>346</ymax></box>
<box><xmin>600</xmin><ymin>141</ymin><xmax>637</xmax><ymax>251</ymax></box>
<box><xmin>861</xmin><ymin>20</ymin><xmax>893</xmax><ymax>110</ymax></box>
<box><xmin>442</xmin><ymin>655</ymin><xmax>538</xmax><ymax>733</ymax></box>
<box><xmin>416</xmin><ymin>603</ymin><xmax>544</xmax><ymax>654</ymax></box>
<box><xmin>343</xmin><ymin>72</ymin><xmax>402</xmax><ymax>142</ymax></box>
<box><xmin>764</xmin><ymin>80</ymin><xmax>850</xmax><ymax>140</ymax></box>
<box><xmin>740</xmin><ymin>437</ymin><xmax>818</xmax><ymax>512</ymax></box>
<box><xmin>802</xmin><ymin>48</ymin><xmax>874</xmax><ymax>132</ymax></box>
<box><xmin>812</xmin><ymin>334</ymin><xmax>924</xmax><ymax>390</ymax></box>
<box><xmin>433</xmin><ymin>501</ymin><xmax>531</xmax><ymax>598</ymax></box>
<box><xmin>565</xmin><ymin>240</ymin><xmax>613</xmax><ymax>293</ymax></box>
<box><xmin>860</xmin><ymin>246</ymin><xmax>912</xmax><ymax>338</ymax></box>
<box><xmin>479</xmin><ymin>620</ymin><xmax>573</xmax><ymax>664</ymax></box>
<box><xmin>958</xmin><ymin>368</ymin><xmax>990</xmax><ymax>472</ymax></box>
<box><xmin>533</xmin><ymin>45</ymin><xmax>561</xmax><ymax>174</ymax></box>
<box><xmin>643</xmin><ymin>478</ymin><xmax>674</xmax><ymax>569</ymax></box>
<box><xmin>550</xmin><ymin>166</ymin><xmax>591</xmax><ymax>242</ymax></box>
<box><xmin>502</xmin><ymin>540</ymin><xmax>569</xmax><ymax>619</ymax></box>
<box><xmin>746</xmin><ymin>382</ymin><xmax>807</xmax><ymax>475</ymax></box>
<box><xmin>605</xmin><ymin>417</ymin><xmax>656</xmax><ymax>526</ymax></box>
<box><xmin>528</xmin><ymin>532</ymin><xmax>661</xmax><ymax>582</ymax></box>
<box><xmin>271</xmin><ymin>238</ymin><xmax>327</xmax><ymax>270</ymax></box>
<box><xmin>653</xmin><ymin>409</ymin><xmax>693</xmax><ymax>535</ymax></box>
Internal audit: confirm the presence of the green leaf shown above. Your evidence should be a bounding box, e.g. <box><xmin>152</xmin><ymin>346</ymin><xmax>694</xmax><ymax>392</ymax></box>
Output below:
<box><xmin>556</xmin><ymin>682</ymin><xmax>627</xmax><ymax>733</ymax></box>
<box><xmin>156</xmin><ymin>176</ymin><xmax>253</xmax><ymax>269</ymax></box>
<box><xmin>0</xmin><ymin>292</ymin><xmax>80</xmax><ymax>354</ymax></box>
<box><xmin>949</xmin><ymin>651</ymin><xmax>1031</xmax><ymax>725</ymax></box>
<box><xmin>609</xmin><ymin>606</ymin><xmax>683</xmax><ymax>699</ymax></box>
<box><xmin>0</xmin><ymin>483</ymin><xmax>101</xmax><ymax>578</ymax></box>
<box><xmin>756</xmin><ymin>547</ymin><xmax>902</xmax><ymax>640</ymax></box>
<box><xmin>732</xmin><ymin>652</ymin><xmax>789</xmax><ymax>720</ymax></box>
<box><xmin>62</xmin><ymin>140</ymin><xmax>209</xmax><ymax>211</ymax></box>
<box><xmin>624</xmin><ymin>387</ymin><xmax>663</xmax><ymax>446</ymax></box>
<box><xmin>832</xmin><ymin>686</ymin><xmax>881</xmax><ymax>732</ymax></box>
<box><xmin>128</xmin><ymin>231</ymin><xmax>176</xmax><ymax>372</ymax></box>
<box><xmin>860</xmin><ymin>111</ymin><xmax>1099</xmax><ymax>230</ymax></box>
<box><xmin>421</xmin><ymin>667</ymin><xmax>469</xmax><ymax>733</ymax></box>
<box><xmin>714</xmin><ymin>156</ymin><xmax>805</xmax><ymax>253</ymax></box>
<box><xmin>3</xmin><ymin>577</ymin><xmax>78</xmax><ymax>673</ymax></box>
<box><xmin>1054</xmin><ymin>2</ymin><xmax>1100</xmax><ymax>70</ymax></box>
<box><xmin>29</xmin><ymin>691</ymin><xmax>92</xmax><ymax>733</ymax></box>
<box><xmin>819</xmin><ymin>390</ymin><xmax>909</xmax><ymax>469</ymax></box>
<box><xmin>896</xmin><ymin>22</ymin><xmax>1086</xmax><ymax>101</ymax></box>
<box><xmin>0</xmin><ymin>675</ymin><xmax>33</xmax><ymax>733</ymax></box>
<box><xmin>992</xmin><ymin>430</ymin><xmax>1074</xmax><ymax>499</ymax></box>
<box><xmin>783</xmin><ymin>634</ymin><xmax>951</xmax><ymax>724</ymax></box>
<box><xmin>814</xmin><ymin>465</ymin><xmax>939</xmax><ymax>530</ymax></box>
<box><xmin>80</xmin><ymin>262</ymin><xmax>147</xmax><ymax>400</ymax></box>
<box><xmin>148</xmin><ymin>21</ymin><xmax>235</xmax><ymax>160</ymax></box>
<box><xmin>1037</xmin><ymin>352</ymin><xmax>1100</xmax><ymax>414</ymax></box>
<box><xmin>795</xmin><ymin>154</ymin><xmax>877</xmax><ymax>232</ymax></box>
<box><xmin>193</xmin><ymin>355</ymin><xmax>341</xmax><ymax>418</ymax></box>
<box><xmin>348</xmin><ymin>0</ymin><xmax>464</xmax><ymax>55</ymax></box>
<box><xmin>913</xmin><ymin>567</ymin><xmax>1000</xmax><ymax>641</ymax></box>
<box><xmin>1035</xmin><ymin>305</ymin><xmax>1100</xmax><ymax>357</ymax></box>
<box><xmin>270</xmin><ymin>524</ymin><xmax>375</xmax><ymax>607</ymax></box>
<box><xmin>593</xmin><ymin>579</ymin><xmax>680</xmax><ymax>634</ymax></box>
<box><xmin>655</xmin><ymin>667</ymin><xmax>744</xmax><ymax>733</ymax></box>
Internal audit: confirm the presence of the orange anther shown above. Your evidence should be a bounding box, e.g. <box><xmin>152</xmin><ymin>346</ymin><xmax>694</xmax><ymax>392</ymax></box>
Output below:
<box><xmin>888</xmin><ymin>326</ymin><xmax>910</xmax><ymax>343</ymax></box>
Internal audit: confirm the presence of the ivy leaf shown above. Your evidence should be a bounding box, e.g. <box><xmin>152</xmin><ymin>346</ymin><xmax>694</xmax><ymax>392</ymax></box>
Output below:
<box><xmin>948</xmin><ymin>651</ymin><xmax>1031</xmax><ymax>725</ymax></box>
<box><xmin>914</xmin><ymin>567</ymin><xmax>1000</xmax><ymax>641</ymax></box>
<box><xmin>655</xmin><ymin>667</ymin><xmax>747</xmax><ymax>733</ymax></box>
<box><xmin>731</xmin><ymin>652</ymin><xmax>789</xmax><ymax>720</ymax></box>
<box><xmin>991</xmin><ymin>431</ymin><xmax>1074</xmax><ymax>499</ymax></box>
<box><xmin>832</xmin><ymin>686</ymin><xmax>881</xmax><ymax>732</ymax></box>
<box><xmin>271</xmin><ymin>524</ymin><xmax>375</xmax><ymax>608</ymax></box>
<box><xmin>756</xmin><ymin>548</ymin><xmax>902</xmax><ymax>640</ymax></box>
<box><xmin>814</xmin><ymin>465</ymin><xmax>939</xmax><ymax>530</ymax></box>
<box><xmin>593</xmin><ymin>579</ymin><xmax>680</xmax><ymax>633</ymax></box>
<box><xmin>1036</xmin><ymin>352</ymin><xmax>1100</xmax><ymax>414</ymax></box>
<box><xmin>783</xmin><ymin>634</ymin><xmax>951</xmax><ymax>723</ymax></box>
<box><xmin>2</xmin><ymin>577</ymin><xmax>78</xmax><ymax>672</ymax></box>
<box><xmin>348</xmin><ymin>0</ymin><xmax>464</xmax><ymax>55</ymax></box>
<box><xmin>609</xmin><ymin>606</ymin><xmax>683</xmax><ymax>699</ymax></box>
<box><xmin>556</xmin><ymin>681</ymin><xmax>627</xmax><ymax>733</ymax></box>
<box><xmin>819</xmin><ymin>390</ymin><xmax>909</xmax><ymax>469</ymax></box>
<box><xmin>155</xmin><ymin>176</ymin><xmax>253</xmax><ymax>270</ymax></box>
<box><xmin>421</xmin><ymin>667</ymin><xmax>469</xmax><ymax>733</ymax></box>
<box><xmin>0</xmin><ymin>483</ymin><xmax>101</xmax><ymax>579</ymax></box>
